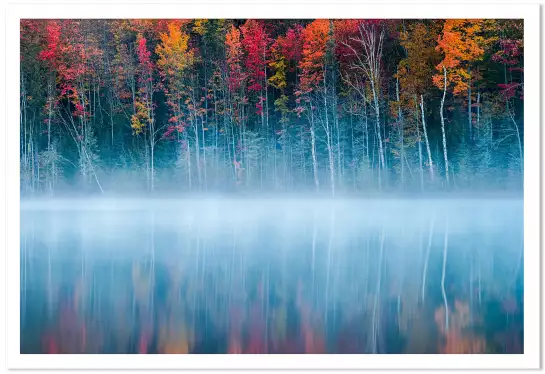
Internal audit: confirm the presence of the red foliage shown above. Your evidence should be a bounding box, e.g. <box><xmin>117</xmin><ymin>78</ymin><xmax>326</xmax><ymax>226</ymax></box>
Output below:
<box><xmin>497</xmin><ymin>83</ymin><xmax>522</xmax><ymax>101</ymax></box>
<box><xmin>492</xmin><ymin>38</ymin><xmax>523</xmax><ymax>100</ymax></box>
<box><xmin>34</xmin><ymin>20</ymin><xmax>103</xmax><ymax>119</ymax></box>
<box><xmin>333</xmin><ymin>19</ymin><xmax>362</xmax><ymax>65</ymax></box>
<box><xmin>162</xmin><ymin>124</ymin><xmax>185</xmax><ymax>140</ymax></box>
<box><xmin>38</xmin><ymin>21</ymin><xmax>61</xmax><ymax>63</ymax></box>
<box><xmin>492</xmin><ymin>39</ymin><xmax>522</xmax><ymax>66</ymax></box>
<box><xmin>241</xmin><ymin>20</ymin><xmax>270</xmax><ymax>93</ymax></box>
<box><xmin>137</xmin><ymin>36</ymin><xmax>154</xmax><ymax>83</ymax></box>
<box><xmin>275</xmin><ymin>25</ymin><xmax>304</xmax><ymax>64</ymax></box>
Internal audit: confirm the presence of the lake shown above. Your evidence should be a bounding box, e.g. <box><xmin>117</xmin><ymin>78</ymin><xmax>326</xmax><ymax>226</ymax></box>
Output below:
<box><xmin>20</xmin><ymin>197</ymin><xmax>524</xmax><ymax>354</ymax></box>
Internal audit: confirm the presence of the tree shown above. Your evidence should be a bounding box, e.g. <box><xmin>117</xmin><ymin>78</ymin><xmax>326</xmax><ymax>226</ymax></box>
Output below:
<box><xmin>397</xmin><ymin>21</ymin><xmax>442</xmax><ymax>188</ymax></box>
<box><xmin>156</xmin><ymin>21</ymin><xmax>195</xmax><ymax>189</ymax></box>
<box><xmin>296</xmin><ymin>20</ymin><xmax>331</xmax><ymax>193</ymax></box>
<box><xmin>492</xmin><ymin>20</ymin><xmax>524</xmax><ymax>174</ymax></box>
<box><xmin>433</xmin><ymin>20</ymin><xmax>494</xmax><ymax>187</ymax></box>
<box><xmin>339</xmin><ymin>20</ymin><xmax>387</xmax><ymax>190</ymax></box>
<box><xmin>38</xmin><ymin>20</ymin><xmax>104</xmax><ymax>193</ymax></box>
<box><xmin>132</xmin><ymin>34</ymin><xmax>159</xmax><ymax>191</ymax></box>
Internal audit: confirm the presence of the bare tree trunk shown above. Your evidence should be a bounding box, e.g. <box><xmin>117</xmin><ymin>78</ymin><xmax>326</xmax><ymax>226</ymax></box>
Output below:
<box><xmin>364</xmin><ymin>101</ymin><xmax>369</xmax><ymax>165</ymax></box>
<box><xmin>396</xmin><ymin>74</ymin><xmax>404</xmax><ymax>190</ymax></box>
<box><xmin>468</xmin><ymin>69</ymin><xmax>472</xmax><ymax>141</ymax></box>
<box><xmin>440</xmin><ymin>66</ymin><xmax>450</xmax><ymax>187</ymax></box>
<box><xmin>194</xmin><ymin>120</ymin><xmax>202</xmax><ymax>190</ymax></box>
<box><xmin>310</xmin><ymin>110</ymin><xmax>320</xmax><ymax>192</ymax></box>
<box><xmin>476</xmin><ymin>90</ymin><xmax>481</xmax><ymax>129</ymax></box>
<box><xmin>503</xmin><ymin>63</ymin><xmax>523</xmax><ymax>174</ymax></box>
<box><xmin>371</xmin><ymin>80</ymin><xmax>385</xmax><ymax>175</ymax></box>
<box><xmin>150</xmin><ymin>141</ymin><xmax>155</xmax><ymax>192</ymax></box>
<box><xmin>46</xmin><ymin>79</ymin><xmax>54</xmax><ymax>194</ymax></box>
<box><xmin>186</xmin><ymin>137</ymin><xmax>192</xmax><ymax>190</ymax></box>
<box><xmin>508</xmin><ymin>109</ymin><xmax>523</xmax><ymax>174</ymax></box>
<box><xmin>420</xmin><ymin>95</ymin><xmax>434</xmax><ymax>183</ymax></box>
<box><xmin>323</xmin><ymin>71</ymin><xmax>336</xmax><ymax>196</ymax></box>
<box><xmin>415</xmin><ymin>96</ymin><xmax>424</xmax><ymax>191</ymax></box>
<box><xmin>202</xmin><ymin>116</ymin><xmax>207</xmax><ymax>190</ymax></box>
<box><xmin>213</xmin><ymin>90</ymin><xmax>220</xmax><ymax>187</ymax></box>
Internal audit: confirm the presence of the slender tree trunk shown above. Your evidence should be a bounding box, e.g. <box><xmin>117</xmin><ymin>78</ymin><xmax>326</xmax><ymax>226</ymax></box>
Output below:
<box><xmin>504</xmin><ymin>64</ymin><xmax>523</xmax><ymax>173</ymax></box>
<box><xmin>371</xmin><ymin>80</ymin><xmax>385</xmax><ymax>175</ymax></box>
<box><xmin>323</xmin><ymin>70</ymin><xmax>335</xmax><ymax>196</ymax></box>
<box><xmin>364</xmin><ymin>101</ymin><xmax>369</xmax><ymax>165</ymax></box>
<box><xmin>420</xmin><ymin>95</ymin><xmax>434</xmax><ymax>183</ymax></box>
<box><xmin>186</xmin><ymin>137</ymin><xmax>192</xmax><ymax>190</ymax></box>
<box><xmin>108</xmin><ymin>91</ymin><xmax>115</xmax><ymax>147</ymax></box>
<box><xmin>213</xmin><ymin>91</ymin><xmax>219</xmax><ymax>187</ymax></box>
<box><xmin>150</xmin><ymin>141</ymin><xmax>155</xmax><ymax>192</ymax></box>
<box><xmin>148</xmin><ymin>114</ymin><xmax>155</xmax><ymax>192</ymax></box>
<box><xmin>415</xmin><ymin>96</ymin><xmax>424</xmax><ymax>191</ymax></box>
<box><xmin>509</xmin><ymin>110</ymin><xmax>523</xmax><ymax>174</ymax></box>
<box><xmin>201</xmin><ymin>116</ymin><xmax>207</xmax><ymax>191</ymax></box>
<box><xmin>350</xmin><ymin>115</ymin><xmax>356</xmax><ymax>189</ymax></box>
<box><xmin>47</xmin><ymin>79</ymin><xmax>53</xmax><ymax>153</ymax></box>
<box><xmin>440</xmin><ymin>66</ymin><xmax>450</xmax><ymax>187</ymax></box>
<box><xmin>476</xmin><ymin>90</ymin><xmax>481</xmax><ymax>129</ymax></box>
<box><xmin>194</xmin><ymin>120</ymin><xmax>202</xmax><ymax>190</ymax></box>
<box><xmin>310</xmin><ymin>109</ymin><xmax>319</xmax><ymax>192</ymax></box>
<box><xmin>468</xmin><ymin>69</ymin><xmax>472</xmax><ymax>141</ymax></box>
<box><xmin>46</xmin><ymin>79</ymin><xmax>54</xmax><ymax>193</ymax></box>
<box><xmin>396</xmin><ymin>73</ymin><xmax>404</xmax><ymax>190</ymax></box>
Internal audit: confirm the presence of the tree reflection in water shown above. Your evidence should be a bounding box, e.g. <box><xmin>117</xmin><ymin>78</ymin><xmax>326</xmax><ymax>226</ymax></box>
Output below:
<box><xmin>20</xmin><ymin>198</ymin><xmax>524</xmax><ymax>354</ymax></box>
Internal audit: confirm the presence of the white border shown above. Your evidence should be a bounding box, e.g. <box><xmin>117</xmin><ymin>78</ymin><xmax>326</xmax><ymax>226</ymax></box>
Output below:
<box><xmin>5</xmin><ymin>1</ymin><xmax>540</xmax><ymax>370</ymax></box>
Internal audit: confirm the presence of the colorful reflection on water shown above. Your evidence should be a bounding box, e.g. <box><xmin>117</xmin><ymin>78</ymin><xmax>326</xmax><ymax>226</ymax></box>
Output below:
<box><xmin>20</xmin><ymin>198</ymin><xmax>523</xmax><ymax>354</ymax></box>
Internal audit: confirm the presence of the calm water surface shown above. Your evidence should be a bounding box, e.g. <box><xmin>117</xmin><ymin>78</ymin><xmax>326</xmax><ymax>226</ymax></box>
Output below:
<box><xmin>20</xmin><ymin>198</ymin><xmax>524</xmax><ymax>354</ymax></box>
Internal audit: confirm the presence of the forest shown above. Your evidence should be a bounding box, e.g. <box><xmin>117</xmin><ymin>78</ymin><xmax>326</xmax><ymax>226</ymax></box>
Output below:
<box><xmin>19</xmin><ymin>19</ymin><xmax>524</xmax><ymax>195</ymax></box>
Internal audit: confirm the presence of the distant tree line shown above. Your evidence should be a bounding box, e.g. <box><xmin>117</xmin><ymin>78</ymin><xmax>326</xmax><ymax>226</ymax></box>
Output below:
<box><xmin>20</xmin><ymin>19</ymin><xmax>524</xmax><ymax>195</ymax></box>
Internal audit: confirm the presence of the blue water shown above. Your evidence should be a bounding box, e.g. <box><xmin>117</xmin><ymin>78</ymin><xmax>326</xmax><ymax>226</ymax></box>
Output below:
<box><xmin>20</xmin><ymin>198</ymin><xmax>524</xmax><ymax>354</ymax></box>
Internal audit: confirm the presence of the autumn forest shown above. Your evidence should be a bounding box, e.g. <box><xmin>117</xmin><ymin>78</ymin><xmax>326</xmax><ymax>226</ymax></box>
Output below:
<box><xmin>20</xmin><ymin>19</ymin><xmax>524</xmax><ymax>195</ymax></box>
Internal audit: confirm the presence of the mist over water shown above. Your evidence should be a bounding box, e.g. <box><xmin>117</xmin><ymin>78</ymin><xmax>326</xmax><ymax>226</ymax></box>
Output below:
<box><xmin>20</xmin><ymin>197</ymin><xmax>523</xmax><ymax>354</ymax></box>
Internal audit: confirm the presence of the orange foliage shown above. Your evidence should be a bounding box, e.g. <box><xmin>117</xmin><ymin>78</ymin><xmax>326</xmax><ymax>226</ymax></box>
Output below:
<box><xmin>433</xmin><ymin>20</ymin><xmax>495</xmax><ymax>95</ymax></box>
<box><xmin>298</xmin><ymin>19</ymin><xmax>330</xmax><ymax>95</ymax></box>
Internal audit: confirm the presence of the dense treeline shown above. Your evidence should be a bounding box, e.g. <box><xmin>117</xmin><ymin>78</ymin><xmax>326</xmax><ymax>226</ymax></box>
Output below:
<box><xmin>20</xmin><ymin>19</ymin><xmax>524</xmax><ymax>196</ymax></box>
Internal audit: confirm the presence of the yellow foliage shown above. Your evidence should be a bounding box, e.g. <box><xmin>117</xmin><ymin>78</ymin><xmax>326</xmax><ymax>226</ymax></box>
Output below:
<box><xmin>193</xmin><ymin>19</ymin><xmax>208</xmax><ymax>36</ymax></box>
<box><xmin>131</xmin><ymin>100</ymin><xmax>150</xmax><ymax>135</ymax></box>
<box><xmin>268</xmin><ymin>57</ymin><xmax>288</xmax><ymax>89</ymax></box>
<box><xmin>130</xmin><ymin>115</ymin><xmax>143</xmax><ymax>134</ymax></box>
<box><xmin>156</xmin><ymin>21</ymin><xmax>194</xmax><ymax>80</ymax></box>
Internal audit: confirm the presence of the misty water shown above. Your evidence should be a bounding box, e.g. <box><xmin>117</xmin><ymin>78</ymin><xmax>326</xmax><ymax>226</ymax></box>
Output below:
<box><xmin>20</xmin><ymin>197</ymin><xmax>524</xmax><ymax>354</ymax></box>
